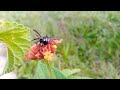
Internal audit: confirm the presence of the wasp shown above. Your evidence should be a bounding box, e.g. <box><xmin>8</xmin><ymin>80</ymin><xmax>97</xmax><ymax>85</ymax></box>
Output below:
<box><xmin>32</xmin><ymin>29</ymin><xmax>62</xmax><ymax>46</ymax></box>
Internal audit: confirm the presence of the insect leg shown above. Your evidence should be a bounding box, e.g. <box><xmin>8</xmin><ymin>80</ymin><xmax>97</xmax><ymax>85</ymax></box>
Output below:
<box><xmin>37</xmin><ymin>43</ymin><xmax>43</xmax><ymax>52</ymax></box>
<box><xmin>31</xmin><ymin>38</ymin><xmax>39</xmax><ymax>41</ymax></box>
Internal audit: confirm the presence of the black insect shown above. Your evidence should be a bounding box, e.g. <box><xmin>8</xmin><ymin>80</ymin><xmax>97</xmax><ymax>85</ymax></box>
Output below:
<box><xmin>32</xmin><ymin>29</ymin><xmax>61</xmax><ymax>46</ymax></box>
<box><xmin>32</xmin><ymin>29</ymin><xmax>53</xmax><ymax>45</ymax></box>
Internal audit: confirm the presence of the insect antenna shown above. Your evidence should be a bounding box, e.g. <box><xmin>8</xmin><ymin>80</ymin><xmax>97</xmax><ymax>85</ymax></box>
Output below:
<box><xmin>33</xmin><ymin>29</ymin><xmax>41</xmax><ymax>37</ymax></box>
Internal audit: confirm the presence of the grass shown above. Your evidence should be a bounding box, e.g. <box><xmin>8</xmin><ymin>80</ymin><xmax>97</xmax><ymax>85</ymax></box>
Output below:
<box><xmin>0</xmin><ymin>11</ymin><xmax>120</xmax><ymax>79</ymax></box>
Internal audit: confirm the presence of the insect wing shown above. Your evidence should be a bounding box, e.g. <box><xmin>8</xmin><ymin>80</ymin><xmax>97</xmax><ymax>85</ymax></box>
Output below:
<box><xmin>49</xmin><ymin>38</ymin><xmax>63</xmax><ymax>44</ymax></box>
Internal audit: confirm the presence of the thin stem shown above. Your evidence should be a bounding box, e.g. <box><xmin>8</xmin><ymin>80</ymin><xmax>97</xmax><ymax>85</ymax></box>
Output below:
<box><xmin>45</xmin><ymin>60</ymin><xmax>54</xmax><ymax>79</ymax></box>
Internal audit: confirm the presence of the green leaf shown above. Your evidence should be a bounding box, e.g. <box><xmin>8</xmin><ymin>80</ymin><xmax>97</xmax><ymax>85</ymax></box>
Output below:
<box><xmin>61</xmin><ymin>69</ymin><xmax>81</xmax><ymax>77</ymax></box>
<box><xmin>60</xmin><ymin>68</ymin><xmax>92</xmax><ymax>79</ymax></box>
<box><xmin>68</xmin><ymin>75</ymin><xmax>92</xmax><ymax>79</ymax></box>
<box><xmin>0</xmin><ymin>21</ymin><xmax>31</xmax><ymax>73</ymax></box>
<box><xmin>34</xmin><ymin>61</ymin><xmax>67</xmax><ymax>79</ymax></box>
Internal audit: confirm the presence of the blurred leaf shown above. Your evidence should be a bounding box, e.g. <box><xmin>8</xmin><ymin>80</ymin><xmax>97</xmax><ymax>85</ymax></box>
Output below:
<box><xmin>68</xmin><ymin>75</ymin><xmax>92</xmax><ymax>79</ymax></box>
<box><xmin>61</xmin><ymin>69</ymin><xmax>81</xmax><ymax>77</ymax></box>
<box><xmin>34</xmin><ymin>61</ymin><xmax>67</xmax><ymax>79</ymax></box>
<box><xmin>0</xmin><ymin>21</ymin><xmax>31</xmax><ymax>73</ymax></box>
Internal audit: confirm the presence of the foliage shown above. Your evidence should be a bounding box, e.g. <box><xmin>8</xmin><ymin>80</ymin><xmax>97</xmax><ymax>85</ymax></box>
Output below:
<box><xmin>0</xmin><ymin>21</ymin><xmax>31</xmax><ymax>73</ymax></box>
<box><xmin>34</xmin><ymin>61</ymin><xmax>67</xmax><ymax>79</ymax></box>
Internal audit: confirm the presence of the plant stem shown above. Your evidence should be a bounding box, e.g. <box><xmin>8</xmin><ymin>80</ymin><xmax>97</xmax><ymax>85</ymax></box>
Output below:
<box><xmin>46</xmin><ymin>60</ymin><xmax>54</xmax><ymax>79</ymax></box>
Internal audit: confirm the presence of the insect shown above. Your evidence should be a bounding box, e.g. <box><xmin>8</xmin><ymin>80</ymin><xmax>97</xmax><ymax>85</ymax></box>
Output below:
<box><xmin>32</xmin><ymin>29</ymin><xmax>61</xmax><ymax>46</ymax></box>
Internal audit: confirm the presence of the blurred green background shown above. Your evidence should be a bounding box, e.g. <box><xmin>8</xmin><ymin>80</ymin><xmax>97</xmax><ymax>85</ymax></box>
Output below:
<box><xmin>0</xmin><ymin>11</ymin><xmax>120</xmax><ymax>79</ymax></box>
